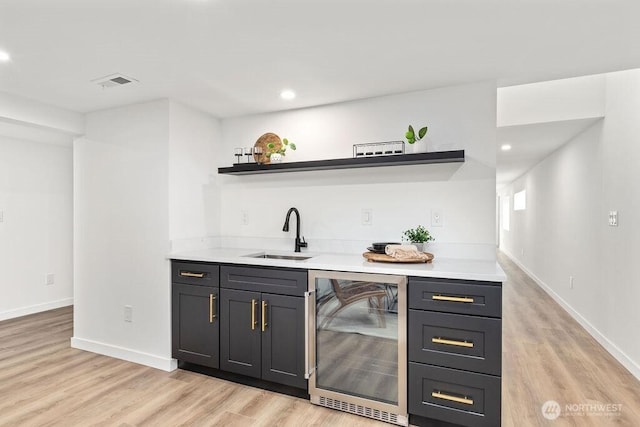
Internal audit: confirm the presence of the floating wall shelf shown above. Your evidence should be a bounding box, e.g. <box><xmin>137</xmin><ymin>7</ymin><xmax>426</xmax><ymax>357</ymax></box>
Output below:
<box><xmin>218</xmin><ymin>150</ymin><xmax>465</xmax><ymax>175</ymax></box>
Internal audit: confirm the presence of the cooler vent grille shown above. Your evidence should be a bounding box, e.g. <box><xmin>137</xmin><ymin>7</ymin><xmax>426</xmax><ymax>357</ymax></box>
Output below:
<box><xmin>317</xmin><ymin>396</ymin><xmax>405</xmax><ymax>425</ymax></box>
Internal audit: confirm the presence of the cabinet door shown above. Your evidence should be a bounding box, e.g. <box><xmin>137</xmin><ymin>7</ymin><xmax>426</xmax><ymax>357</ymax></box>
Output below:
<box><xmin>172</xmin><ymin>283</ymin><xmax>219</xmax><ymax>368</ymax></box>
<box><xmin>220</xmin><ymin>288</ymin><xmax>262</xmax><ymax>378</ymax></box>
<box><xmin>261</xmin><ymin>293</ymin><xmax>306</xmax><ymax>389</ymax></box>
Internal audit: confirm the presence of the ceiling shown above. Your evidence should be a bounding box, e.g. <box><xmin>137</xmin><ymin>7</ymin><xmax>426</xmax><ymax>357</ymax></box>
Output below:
<box><xmin>496</xmin><ymin>117</ymin><xmax>602</xmax><ymax>186</ymax></box>
<box><xmin>0</xmin><ymin>1</ymin><xmax>638</xmax><ymax>187</ymax></box>
<box><xmin>1</xmin><ymin>0</ymin><xmax>639</xmax><ymax>119</ymax></box>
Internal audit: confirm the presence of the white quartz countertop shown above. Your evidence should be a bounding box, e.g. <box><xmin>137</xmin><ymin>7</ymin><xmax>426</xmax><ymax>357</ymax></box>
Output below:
<box><xmin>169</xmin><ymin>247</ymin><xmax>506</xmax><ymax>283</ymax></box>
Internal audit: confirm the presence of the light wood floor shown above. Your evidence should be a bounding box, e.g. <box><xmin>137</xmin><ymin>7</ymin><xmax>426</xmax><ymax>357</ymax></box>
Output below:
<box><xmin>1</xmin><ymin>253</ymin><xmax>639</xmax><ymax>426</ymax></box>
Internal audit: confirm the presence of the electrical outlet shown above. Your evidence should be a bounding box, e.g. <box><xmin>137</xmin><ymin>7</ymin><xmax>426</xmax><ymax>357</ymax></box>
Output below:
<box><xmin>431</xmin><ymin>209</ymin><xmax>443</xmax><ymax>227</ymax></box>
<box><xmin>124</xmin><ymin>305</ymin><xmax>133</xmax><ymax>323</ymax></box>
<box><xmin>569</xmin><ymin>276</ymin><xmax>574</xmax><ymax>289</ymax></box>
<box><xmin>241</xmin><ymin>210</ymin><xmax>249</xmax><ymax>225</ymax></box>
<box><xmin>608</xmin><ymin>211</ymin><xmax>618</xmax><ymax>226</ymax></box>
<box><xmin>45</xmin><ymin>274</ymin><xmax>54</xmax><ymax>286</ymax></box>
<box><xmin>361</xmin><ymin>209</ymin><xmax>373</xmax><ymax>226</ymax></box>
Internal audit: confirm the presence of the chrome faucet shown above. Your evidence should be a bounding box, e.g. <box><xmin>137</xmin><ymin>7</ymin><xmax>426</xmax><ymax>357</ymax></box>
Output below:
<box><xmin>282</xmin><ymin>207</ymin><xmax>307</xmax><ymax>252</ymax></box>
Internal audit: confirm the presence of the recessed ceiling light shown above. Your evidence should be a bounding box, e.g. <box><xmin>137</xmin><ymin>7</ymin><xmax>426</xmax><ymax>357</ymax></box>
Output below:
<box><xmin>0</xmin><ymin>51</ymin><xmax>10</xmax><ymax>62</ymax></box>
<box><xmin>280</xmin><ymin>89</ymin><xmax>296</xmax><ymax>100</ymax></box>
<box><xmin>501</xmin><ymin>144</ymin><xmax>512</xmax><ymax>151</ymax></box>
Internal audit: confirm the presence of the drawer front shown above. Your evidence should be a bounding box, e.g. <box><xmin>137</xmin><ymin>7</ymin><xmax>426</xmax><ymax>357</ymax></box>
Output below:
<box><xmin>172</xmin><ymin>261</ymin><xmax>219</xmax><ymax>287</ymax></box>
<box><xmin>220</xmin><ymin>265</ymin><xmax>307</xmax><ymax>296</ymax></box>
<box><xmin>409</xmin><ymin>277</ymin><xmax>501</xmax><ymax>318</ymax></box>
<box><xmin>409</xmin><ymin>310</ymin><xmax>501</xmax><ymax>375</ymax></box>
<box><xmin>409</xmin><ymin>363</ymin><xmax>501</xmax><ymax>427</ymax></box>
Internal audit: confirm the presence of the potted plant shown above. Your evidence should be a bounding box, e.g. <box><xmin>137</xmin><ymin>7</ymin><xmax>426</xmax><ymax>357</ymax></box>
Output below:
<box><xmin>266</xmin><ymin>138</ymin><xmax>297</xmax><ymax>163</ymax></box>
<box><xmin>404</xmin><ymin>124</ymin><xmax>428</xmax><ymax>153</ymax></box>
<box><xmin>402</xmin><ymin>225</ymin><xmax>434</xmax><ymax>252</ymax></box>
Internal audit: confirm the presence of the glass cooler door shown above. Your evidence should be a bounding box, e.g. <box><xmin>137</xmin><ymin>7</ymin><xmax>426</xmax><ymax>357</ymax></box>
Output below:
<box><xmin>307</xmin><ymin>270</ymin><xmax>407</xmax><ymax>422</ymax></box>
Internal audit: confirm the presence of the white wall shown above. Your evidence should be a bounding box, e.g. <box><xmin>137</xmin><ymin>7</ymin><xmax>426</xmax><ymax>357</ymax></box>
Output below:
<box><xmin>0</xmin><ymin>136</ymin><xmax>73</xmax><ymax>320</ymax></box>
<box><xmin>168</xmin><ymin>101</ymin><xmax>221</xmax><ymax>251</ymax></box>
<box><xmin>497</xmin><ymin>74</ymin><xmax>606</xmax><ymax>127</ymax></box>
<box><xmin>600</xmin><ymin>70</ymin><xmax>640</xmax><ymax>377</ymax></box>
<box><xmin>0</xmin><ymin>91</ymin><xmax>84</xmax><ymax>135</ymax></box>
<box><xmin>72</xmin><ymin>99</ymin><xmax>173</xmax><ymax>370</ymax></box>
<box><xmin>72</xmin><ymin>99</ymin><xmax>220</xmax><ymax>370</ymax></box>
<box><xmin>498</xmin><ymin>69</ymin><xmax>640</xmax><ymax>379</ymax></box>
<box><xmin>218</xmin><ymin>82</ymin><xmax>498</xmax><ymax>260</ymax></box>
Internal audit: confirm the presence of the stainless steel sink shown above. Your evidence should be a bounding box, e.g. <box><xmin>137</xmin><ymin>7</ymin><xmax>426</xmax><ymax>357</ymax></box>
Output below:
<box><xmin>246</xmin><ymin>253</ymin><xmax>313</xmax><ymax>261</ymax></box>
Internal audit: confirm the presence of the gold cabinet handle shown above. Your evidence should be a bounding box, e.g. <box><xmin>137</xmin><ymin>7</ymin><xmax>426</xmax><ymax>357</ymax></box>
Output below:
<box><xmin>432</xmin><ymin>295</ymin><xmax>474</xmax><ymax>304</ymax></box>
<box><xmin>432</xmin><ymin>391</ymin><xmax>474</xmax><ymax>405</ymax></box>
<box><xmin>209</xmin><ymin>294</ymin><xmax>216</xmax><ymax>322</ymax></box>
<box><xmin>432</xmin><ymin>337</ymin><xmax>474</xmax><ymax>348</ymax></box>
<box><xmin>180</xmin><ymin>271</ymin><xmax>205</xmax><ymax>278</ymax></box>
<box><xmin>251</xmin><ymin>299</ymin><xmax>257</xmax><ymax>330</ymax></box>
<box><xmin>261</xmin><ymin>300</ymin><xmax>268</xmax><ymax>332</ymax></box>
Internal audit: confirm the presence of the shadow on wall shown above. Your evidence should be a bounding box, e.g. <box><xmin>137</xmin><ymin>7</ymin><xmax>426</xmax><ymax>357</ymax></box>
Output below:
<box><xmin>217</xmin><ymin>158</ymin><xmax>495</xmax><ymax>189</ymax></box>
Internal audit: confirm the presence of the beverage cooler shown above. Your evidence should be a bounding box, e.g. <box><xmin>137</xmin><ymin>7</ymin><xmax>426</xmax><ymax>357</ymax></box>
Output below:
<box><xmin>306</xmin><ymin>270</ymin><xmax>408</xmax><ymax>426</ymax></box>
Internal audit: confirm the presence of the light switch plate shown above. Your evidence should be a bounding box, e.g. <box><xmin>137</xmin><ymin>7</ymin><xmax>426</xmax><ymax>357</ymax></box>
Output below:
<box><xmin>608</xmin><ymin>211</ymin><xmax>618</xmax><ymax>227</ymax></box>
<box><xmin>124</xmin><ymin>305</ymin><xmax>133</xmax><ymax>323</ymax></box>
<box><xmin>431</xmin><ymin>209</ymin><xmax>443</xmax><ymax>227</ymax></box>
<box><xmin>361</xmin><ymin>209</ymin><xmax>373</xmax><ymax>226</ymax></box>
<box><xmin>0</xmin><ymin>210</ymin><xmax>3</xmax><ymax>223</ymax></box>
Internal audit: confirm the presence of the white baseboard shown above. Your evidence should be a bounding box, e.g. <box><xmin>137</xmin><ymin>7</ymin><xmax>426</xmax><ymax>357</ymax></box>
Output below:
<box><xmin>501</xmin><ymin>249</ymin><xmax>640</xmax><ymax>381</ymax></box>
<box><xmin>70</xmin><ymin>337</ymin><xmax>178</xmax><ymax>372</ymax></box>
<box><xmin>0</xmin><ymin>298</ymin><xmax>74</xmax><ymax>322</ymax></box>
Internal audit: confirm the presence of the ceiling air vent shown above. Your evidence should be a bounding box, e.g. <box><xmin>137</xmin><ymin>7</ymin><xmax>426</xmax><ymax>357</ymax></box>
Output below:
<box><xmin>92</xmin><ymin>73</ymin><xmax>139</xmax><ymax>89</ymax></box>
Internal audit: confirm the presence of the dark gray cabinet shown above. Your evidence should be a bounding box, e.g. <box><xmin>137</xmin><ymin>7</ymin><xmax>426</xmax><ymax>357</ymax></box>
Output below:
<box><xmin>220</xmin><ymin>288</ymin><xmax>305</xmax><ymax>388</ymax></box>
<box><xmin>261</xmin><ymin>292</ymin><xmax>305</xmax><ymax>387</ymax></box>
<box><xmin>220</xmin><ymin>288</ymin><xmax>261</xmax><ymax>377</ymax></box>
<box><xmin>171</xmin><ymin>262</ymin><xmax>220</xmax><ymax>368</ymax></box>
<box><xmin>172</xmin><ymin>262</ymin><xmax>307</xmax><ymax>390</ymax></box>
<box><xmin>220</xmin><ymin>265</ymin><xmax>307</xmax><ymax>389</ymax></box>
<box><xmin>408</xmin><ymin>277</ymin><xmax>502</xmax><ymax>427</ymax></box>
<box><xmin>171</xmin><ymin>257</ymin><xmax>504</xmax><ymax>419</ymax></box>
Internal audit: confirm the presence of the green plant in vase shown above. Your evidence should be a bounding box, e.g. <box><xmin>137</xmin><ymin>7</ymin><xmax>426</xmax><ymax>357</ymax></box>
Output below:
<box><xmin>405</xmin><ymin>125</ymin><xmax>428</xmax><ymax>144</ymax></box>
<box><xmin>402</xmin><ymin>225</ymin><xmax>434</xmax><ymax>252</ymax></box>
<box><xmin>404</xmin><ymin>124</ymin><xmax>428</xmax><ymax>153</ymax></box>
<box><xmin>266</xmin><ymin>138</ymin><xmax>296</xmax><ymax>163</ymax></box>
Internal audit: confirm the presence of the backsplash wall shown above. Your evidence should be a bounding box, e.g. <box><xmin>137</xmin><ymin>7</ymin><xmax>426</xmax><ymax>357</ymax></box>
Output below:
<box><xmin>217</xmin><ymin>81</ymin><xmax>498</xmax><ymax>260</ymax></box>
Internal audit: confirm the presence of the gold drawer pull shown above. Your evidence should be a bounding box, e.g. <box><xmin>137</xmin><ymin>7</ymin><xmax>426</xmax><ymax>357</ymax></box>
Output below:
<box><xmin>251</xmin><ymin>299</ymin><xmax>257</xmax><ymax>330</ymax></box>
<box><xmin>209</xmin><ymin>294</ymin><xmax>216</xmax><ymax>322</ymax></box>
<box><xmin>180</xmin><ymin>271</ymin><xmax>205</xmax><ymax>278</ymax></box>
<box><xmin>432</xmin><ymin>337</ymin><xmax>474</xmax><ymax>348</ymax></box>
<box><xmin>432</xmin><ymin>391</ymin><xmax>474</xmax><ymax>405</ymax></box>
<box><xmin>432</xmin><ymin>295</ymin><xmax>474</xmax><ymax>303</ymax></box>
<box><xmin>262</xmin><ymin>301</ymin><xmax>268</xmax><ymax>332</ymax></box>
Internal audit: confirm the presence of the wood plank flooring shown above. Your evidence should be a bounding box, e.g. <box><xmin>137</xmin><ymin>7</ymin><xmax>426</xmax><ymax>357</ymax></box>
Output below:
<box><xmin>499</xmin><ymin>251</ymin><xmax>640</xmax><ymax>426</ymax></box>
<box><xmin>0</xmin><ymin>252</ymin><xmax>639</xmax><ymax>426</ymax></box>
